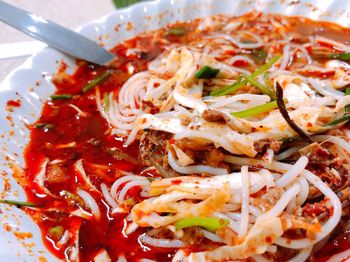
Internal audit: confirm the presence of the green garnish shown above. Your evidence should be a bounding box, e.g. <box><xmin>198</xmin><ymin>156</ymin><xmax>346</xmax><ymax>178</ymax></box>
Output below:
<box><xmin>112</xmin><ymin>0</ymin><xmax>141</xmax><ymax>8</ymax></box>
<box><xmin>34</xmin><ymin>122</ymin><xmax>55</xmax><ymax>130</ymax></box>
<box><xmin>174</xmin><ymin>217</ymin><xmax>229</xmax><ymax>232</ymax></box>
<box><xmin>60</xmin><ymin>190</ymin><xmax>84</xmax><ymax>206</ymax></box>
<box><xmin>49</xmin><ymin>226</ymin><xmax>64</xmax><ymax>240</ymax></box>
<box><xmin>82</xmin><ymin>71</ymin><xmax>111</xmax><ymax>93</ymax></box>
<box><xmin>50</xmin><ymin>94</ymin><xmax>72</xmax><ymax>100</ymax></box>
<box><xmin>241</xmin><ymin>74</ymin><xmax>275</xmax><ymax>98</ymax></box>
<box><xmin>231</xmin><ymin>100</ymin><xmax>278</xmax><ymax>118</ymax></box>
<box><xmin>195</xmin><ymin>65</ymin><xmax>220</xmax><ymax>79</ymax></box>
<box><xmin>210</xmin><ymin>55</ymin><xmax>281</xmax><ymax>96</ymax></box>
<box><xmin>103</xmin><ymin>92</ymin><xmax>110</xmax><ymax>111</ymax></box>
<box><xmin>251</xmin><ymin>49</ymin><xmax>268</xmax><ymax>62</ymax></box>
<box><xmin>167</xmin><ymin>27</ymin><xmax>186</xmax><ymax>36</ymax></box>
<box><xmin>328</xmin><ymin>52</ymin><xmax>350</xmax><ymax>61</ymax></box>
<box><xmin>0</xmin><ymin>199</ymin><xmax>39</xmax><ymax>208</ymax></box>
<box><xmin>325</xmin><ymin>115</ymin><xmax>350</xmax><ymax>126</ymax></box>
<box><xmin>345</xmin><ymin>87</ymin><xmax>350</xmax><ymax>112</ymax></box>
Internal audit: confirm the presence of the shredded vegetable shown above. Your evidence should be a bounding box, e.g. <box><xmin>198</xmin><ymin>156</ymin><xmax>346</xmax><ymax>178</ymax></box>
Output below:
<box><xmin>231</xmin><ymin>100</ymin><xmax>278</xmax><ymax>118</ymax></box>
<box><xmin>242</xmin><ymin>74</ymin><xmax>275</xmax><ymax>98</ymax></box>
<box><xmin>50</xmin><ymin>94</ymin><xmax>73</xmax><ymax>100</ymax></box>
<box><xmin>82</xmin><ymin>71</ymin><xmax>111</xmax><ymax>93</ymax></box>
<box><xmin>195</xmin><ymin>66</ymin><xmax>220</xmax><ymax>79</ymax></box>
<box><xmin>329</xmin><ymin>52</ymin><xmax>350</xmax><ymax>61</ymax></box>
<box><xmin>0</xmin><ymin>199</ymin><xmax>39</xmax><ymax>207</ymax></box>
<box><xmin>174</xmin><ymin>217</ymin><xmax>229</xmax><ymax>232</ymax></box>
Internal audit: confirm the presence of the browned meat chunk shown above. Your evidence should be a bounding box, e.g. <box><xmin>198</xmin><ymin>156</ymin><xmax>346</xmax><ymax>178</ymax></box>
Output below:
<box><xmin>254</xmin><ymin>139</ymin><xmax>282</xmax><ymax>153</ymax></box>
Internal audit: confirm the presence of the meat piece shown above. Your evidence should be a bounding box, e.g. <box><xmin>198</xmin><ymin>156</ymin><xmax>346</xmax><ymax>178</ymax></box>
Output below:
<box><xmin>202</xmin><ymin>109</ymin><xmax>226</xmax><ymax>123</ymax></box>
<box><xmin>175</xmin><ymin>137</ymin><xmax>212</xmax><ymax>151</ymax></box>
<box><xmin>139</xmin><ymin>130</ymin><xmax>172</xmax><ymax>166</ymax></box>
<box><xmin>254</xmin><ymin>139</ymin><xmax>282</xmax><ymax>153</ymax></box>
<box><xmin>46</xmin><ymin>164</ymin><xmax>68</xmax><ymax>184</ymax></box>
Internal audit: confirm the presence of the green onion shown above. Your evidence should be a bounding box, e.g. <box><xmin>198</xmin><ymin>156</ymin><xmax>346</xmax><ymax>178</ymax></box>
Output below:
<box><xmin>50</xmin><ymin>94</ymin><xmax>72</xmax><ymax>100</ymax></box>
<box><xmin>103</xmin><ymin>92</ymin><xmax>110</xmax><ymax>111</ymax></box>
<box><xmin>328</xmin><ymin>52</ymin><xmax>350</xmax><ymax>61</ymax></box>
<box><xmin>210</xmin><ymin>55</ymin><xmax>281</xmax><ymax>96</ymax></box>
<box><xmin>82</xmin><ymin>71</ymin><xmax>111</xmax><ymax>93</ymax></box>
<box><xmin>167</xmin><ymin>27</ymin><xmax>186</xmax><ymax>36</ymax></box>
<box><xmin>112</xmin><ymin>0</ymin><xmax>141</xmax><ymax>8</ymax></box>
<box><xmin>0</xmin><ymin>199</ymin><xmax>39</xmax><ymax>207</ymax></box>
<box><xmin>251</xmin><ymin>49</ymin><xmax>268</xmax><ymax>62</ymax></box>
<box><xmin>232</xmin><ymin>100</ymin><xmax>278</xmax><ymax>118</ymax></box>
<box><xmin>49</xmin><ymin>226</ymin><xmax>64</xmax><ymax>240</ymax></box>
<box><xmin>35</xmin><ymin>122</ymin><xmax>55</xmax><ymax>130</ymax></box>
<box><xmin>345</xmin><ymin>87</ymin><xmax>350</xmax><ymax>112</ymax></box>
<box><xmin>241</xmin><ymin>74</ymin><xmax>275</xmax><ymax>98</ymax></box>
<box><xmin>195</xmin><ymin>65</ymin><xmax>220</xmax><ymax>79</ymax></box>
<box><xmin>174</xmin><ymin>217</ymin><xmax>229</xmax><ymax>232</ymax></box>
<box><xmin>325</xmin><ymin>114</ymin><xmax>350</xmax><ymax>126</ymax></box>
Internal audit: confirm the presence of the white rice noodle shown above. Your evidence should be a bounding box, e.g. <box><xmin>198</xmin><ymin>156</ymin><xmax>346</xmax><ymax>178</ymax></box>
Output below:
<box><xmin>279</xmin><ymin>44</ymin><xmax>291</xmax><ymax>70</ymax></box>
<box><xmin>274</xmin><ymin>146</ymin><xmax>303</xmax><ymax>160</ymax></box>
<box><xmin>263</xmin><ymin>148</ymin><xmax>274</xmax><ymax>164</ymax></box>
<box><xmin>139</xmin><ymin>259</ymin><xmax>157</xmax><ymax>262</ymax></box>
<box><xmin>124</xmin><ymin>221</ymin><xmax>139</xmax><ymax>236</ymax></box>
<box><xmin>100</xmin><ymin>183</ymin><xmax>118</xmax><ymax>208</ymax></box>
<box><xmin>34</xmin><ymin>158</ymin><xmax>56</xmax><ymax>198</ymax></box>
<box><xmin>94</xmin><ymin>249</ymin><xmax>111</xmax><ymax>262</ymax></box>
<box><xmin>335</xmin><ymin>95</ymin><xmax>350</xmax><ymax>112</ymax></box>
<box><xmin>293</xmin><ymin>44</ymin><xmax>312</xmax><ymax>64</ymax></box>
<box><xmin>275</xmin><ymin>156</ymin><xmax>308</xmax><ymax>187</ymax></box>
<box><xmin>313</xmin><ymin>135</ymin><xmax>350</xmax><ymax>154</ymax></box>
<box><xmin>295</xmin><ymin>177</ymin><xmax>309</xmax><ymax>206</ymax></box>
<box><xmin>117</xmin><ymin>256</ymin><xmax>127</xmax><ymax>262</ymax></box>
<box><xmin>315</xmin><ymin>36</ymin><xmax>350</xmax><ymax>52</ymax></box>
<box><xmin>225</xmin><ymin>31</ymin><xmax>263</xmax><ymax>49</ymax></box>
<box><xmin>110</xmin><ymin>174</ymin><xmax>147</xmax><ymax>198</ymax></box>
<box><xmin>74</xmin><ymin>160</ymin><xmax>98</xmax><ymax>192</ymax></box>
<box><xmin>117</xmin><ymin>179</ymin><xmax>150</xmax><ymax>204</ymax></box>
<box><xmin>168</xmin><ymin>151</ymin><xmax>227</xmax><ymax>175</ymax></box>
<box><xmin>209</xmin><ymin>94</ymin><xmax>270</xmax><ymax>109</ymax></box>
<box><xmin>227</xmin><ymin>55</ymin><xmax>255</xmax><ymax>66</ymax></box>
<box><xmin>77</xmin><ymin>189</ymin><xmax>101</xmax><ymax>220</ymax></box>
<box><xmin>57</xmin><ymin>230</ymin><xmax>70</xmax><ymax>247</ymax></box>
<box><xmin>258</xmin><ymin>183</ymin><xmax>300</xmax><ymax>221</ymax></box>
<box><xmin>139</xmin><ymin>234</ymin><xmax>187</xmax><ymax>248</ymax></box>
<box><xmin>238</xmin><ymin>166</ymin><xmax>250</xmax><ymax>237</ymax></box>
<box><xmin>259</xmin><ymin>169</ymin><xmax>275</xmax><ymax>188</ymax></box>
<box><xmin>308</xmin><ymin>78</ymin><xmax>344</xmax><ymax>99</ymax></box>
<box><xmin>201</xmin><ymin>229</ymin><xmax>225</xmax><ymax>243</ymax></box>
<box><xmin>66</xmin><ymin>228</ymin><xmax>80</xmax><ymax>262</ymax></box>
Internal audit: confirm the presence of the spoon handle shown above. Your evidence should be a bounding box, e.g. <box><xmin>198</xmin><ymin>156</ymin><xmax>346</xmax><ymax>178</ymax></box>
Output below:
<box><xmin>0</xmin><ymin>0</ymin><xmax>115</xmax><ymax>66</ymax></box>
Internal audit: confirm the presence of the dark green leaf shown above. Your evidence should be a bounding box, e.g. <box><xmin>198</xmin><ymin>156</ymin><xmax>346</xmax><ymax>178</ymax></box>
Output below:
<box><xmin>195</xmin><ymin>66</ymin><xmax>220</xmax><ymax>79</ymax></box>
<box><xmin>251</xmin><ymin>49</ymin><xmax>267</xmax><ymax>62</ymax></box>
<box><xmin>325</xmin><ymin>114</ymin><xmax>350</xmax><ymax>126</ymax></box>
<box><xmin>345</xmin><ymin>87</ymin><xmax>350</xmax><ymax>112</ymax></box>
<box><xmin>0</xmin><ymin>199</ymin><xmax>39</xmax><ymax>208</ymax></box>
<box><xmin>112</xmin><ymin>0</ymin><xmax>143</xmax><ymax>8</ymax></box>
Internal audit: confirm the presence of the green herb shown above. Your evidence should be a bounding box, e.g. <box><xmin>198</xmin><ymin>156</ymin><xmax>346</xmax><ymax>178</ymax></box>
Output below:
<box><xmin>345</xmin><ymin>87</ymin><xmax>350</xmax><ymax>112</ymax></box>
<box><xmin>49</xmin><ymin>226</ymin><xmax>64</xmax><ymax>240</ymax></box>
<box><xmin>251</xmin><ymin>49</ymin><xmax>268</xmax><ymax>62</ymax></box>
<box><xmin>325</xmin><ymin>115</ymin><xmax>350</xmax><ymax>126</ymax></box>
<box><xmin>167</xmin><ymin>27</ymin><xmax>186</xmax><ymax>36</ymax></box>
<box><xmin>60</xmin><ymin>190</ymin><xmax>84</xmax><ymax>206</ymax></box>
<box><xmin>82</xmin><ymin>71</ymin><xmax>111</xmax><ymax>93</ymax></box>
<box><xmin>50</xmin><ymin>94</ymin><xmax>72</xmax><ymax>100</ymax></box>
<box><xmin>241</xmin><ymin>74</ymin><xmax>275</xmax><ymax>98</ymax></box>
<box><xmin>103</xmin><ymin>93</ymin><xmax>110</xmax><ymax>111</ymax></box>
<box><xmin>112</xmin><ymin>0</ymin><xmax>143</xmax><ymax>8</ymax></box>
<box><xmin>0</xmin><ymin>199</ymin><xmax>39</xmax><ymax>208</ymax></box>
<box><xmin>195</xmin><ymin>65</ymin><xmax>220</xmax><ymax>79</ymax></box>
<box><xmin>232</xmin><ymin>100</ymin><xmax>278</xmax><ymax>118</ymax></box>
<box><xmin>328</xmin><ymin>52</ymin><xmax>350</xmax><ymax>61</ymax></box>
<box><xmin>210</xmin><ymin>55</ymin><xmax>281</xmax><ymax>96</ymax></box>
<box><xmin>34</xmin><ymin>122</ymin><xmax>55</xmax><ymax>130</ymax></box>
<box><xmin>148</xmin><ymin>156</ymin><xmax>170</xmax><ymax>178</ymax></box>
<box><xmin>174</xmin><ymin>217</ymin><xmax>229</xmax><ymax>232</ymax></box>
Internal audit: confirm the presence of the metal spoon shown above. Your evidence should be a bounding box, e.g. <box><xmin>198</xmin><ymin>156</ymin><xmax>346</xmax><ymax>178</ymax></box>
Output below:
<box><xmin>0</xmin><ymin>0</ymin><xmax>115</xmax><ymax>66</ymax></box>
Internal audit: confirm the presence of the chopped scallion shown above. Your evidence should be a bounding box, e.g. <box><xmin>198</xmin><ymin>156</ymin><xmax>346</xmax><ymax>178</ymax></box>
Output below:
<box><xmin>210</xmin><ymin>54</ymin><xmax>281</xmax><ymax>96</ymax></box>
<box><xmin>195</xmin><ymin>65</ymin><xmax>220</xmax><ymax>79</ymax></box>
<box><xmin>325</xmin><ymin>114</ymin><xmax>350</xmax><ymax>126</ymax></box>
<box><xmin>50</xmin><ymin>94</ymin><xmax>72</xmax><ymax>100</ymax></box>
<box><xmin>328</xmin><ymin>52</ymin><xmax>350</xmax><ymax>61</ymax></box>
<box><xmin>49</xmin><ymin>226</ymin><xmax>64</xmax><ymax>240</ymax></box>
<box><xmin>0</xmin><ymin>199</ymin><xmax>39</xmax><ymax>207</ymax></box>
<box><xmin>167</xmin><ymin>27</ymin><xmax>186</xmax><ymax>36</ymax></box>
<box><xmin>242</xmin><ymin>74</ymin><xmax>275</xmax><ymax>98</ymax></box>
<box><xmin>231</xmin><ymin>100</ymin><xmax>278</xmax><ymax>118</ymax></box>
<box><xmin>82</xmin><ymin>71</ymin><xmax>111</xmax><ymax>93</ymax></box>
<box><xmin>251</xmin><ymin>48</ymin><xmax>268</xmax><ymax>62</ymax></box>
<box><xmin>345</xmin><ymin>87</ymin><xmax>350</xmax><ymax>112</ymax></box>
<box><xmin>103</xmin><ymin>93</ymin><xmax>110</xmax><ymax>111</ymax></box>
<box><xmin>35</xmin><ymin>122</ymin><xmax>55</xmax><ymax>130</ymax></box>
<box><xmin>174</xmin><ymin>217</ymin><xmax>229</xmax><ymax>232</ymax></box>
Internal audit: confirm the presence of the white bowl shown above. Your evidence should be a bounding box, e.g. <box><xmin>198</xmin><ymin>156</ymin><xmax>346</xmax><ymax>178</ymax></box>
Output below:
<box><xmin>1</xmin><ymin>0</ymin><xmax>350</xmax><ymax>260</ymax></box>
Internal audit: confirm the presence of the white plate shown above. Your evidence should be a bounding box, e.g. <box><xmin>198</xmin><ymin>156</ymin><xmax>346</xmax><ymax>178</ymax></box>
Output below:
<box><xmin>1</xmin><ymin>0</ymin><xmax>350</xmax><ymax>260</ymax></box>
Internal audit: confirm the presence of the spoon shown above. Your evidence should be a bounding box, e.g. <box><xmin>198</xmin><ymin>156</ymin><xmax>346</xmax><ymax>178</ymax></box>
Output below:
<box><xmin>0</xmin><ymin>0</ymin><xmax>115</xmax><ymax>66</ymax></box>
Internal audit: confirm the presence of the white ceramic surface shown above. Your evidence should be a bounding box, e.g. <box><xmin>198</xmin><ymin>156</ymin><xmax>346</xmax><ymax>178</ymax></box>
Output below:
<box><xmin>1</xmin><ymin>0</ymin><xmax>350</xmax><ymax>261</ymax></box>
